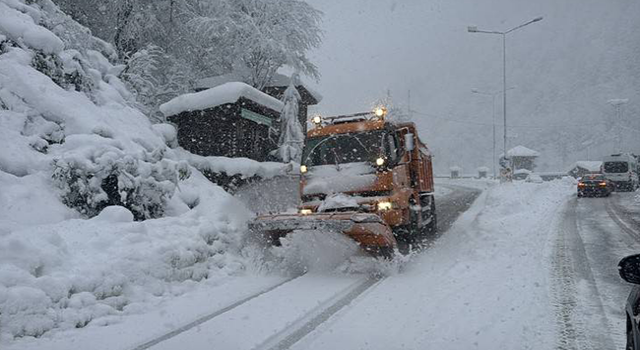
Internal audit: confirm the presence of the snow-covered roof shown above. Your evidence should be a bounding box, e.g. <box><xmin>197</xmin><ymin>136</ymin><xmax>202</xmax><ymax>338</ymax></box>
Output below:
<box><xmin>450</xmin><ymin>166</ymin><xmax>462</xmax><ymax>171</ymax></box>
<box><xmin>196</xmin><ymin>72</ymin><xmax>323</xmax><ymax>103</ymax></box>
<box><xmin>568</xmin><ymin>161</ymin><xmax>602</xmax><ymax>172</ymax></box>
<box><xmin>160</xmin><ymin>82</ymin><xmax>285</xmax><ymax>117</ymax></box>
<box><xmin>266</xmin><ymin>73</ymin><xmax>323</xmax><ymax>103</ymax></box>
<box><xmin>196</xmin><ymin>72</ymin><xmax>247</xmax><ymax>90</ymax></box>
<box><xmin>514</xmin><ymin>168</ymin><xmax>532</xmax><ymax>175</ymax></box>
<box><xmin>477</xmin><ymin>166</ymin><xmax>490</xmax><ymax>172</ymax></box>
<box><xmin>506</xmin><ymin>145</ymin><xmax>540</xmax><ymax>158</ymax></box>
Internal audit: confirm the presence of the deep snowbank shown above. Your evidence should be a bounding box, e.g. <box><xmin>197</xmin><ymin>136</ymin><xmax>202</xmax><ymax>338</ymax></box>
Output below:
<box><xmin>0</xmin><ymin>0</ymin><xmax>258</xmax><ymax>341</ymax></box>
<box><xmin>1</xmin><ymin>172</ymin><xmax>251</xmax><ymax>340</ymax></box>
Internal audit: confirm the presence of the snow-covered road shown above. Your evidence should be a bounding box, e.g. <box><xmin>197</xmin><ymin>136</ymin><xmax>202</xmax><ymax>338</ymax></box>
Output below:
<box><xmin>554</xmin><ymin>192</ymin><xmax>640</xmax><ymax>349</ymax></box>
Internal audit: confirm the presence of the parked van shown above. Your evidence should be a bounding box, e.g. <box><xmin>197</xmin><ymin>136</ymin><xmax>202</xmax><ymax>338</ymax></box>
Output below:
<box><xmin>602</xmin><ymin>153</ymin><xmax>639</xmax><ymax>191</ymax></box>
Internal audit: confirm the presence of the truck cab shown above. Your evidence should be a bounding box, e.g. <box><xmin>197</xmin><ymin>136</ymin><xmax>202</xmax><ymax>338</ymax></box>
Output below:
<box><xmin>298</xmin><ymin>114</ymin><xmax>436</xmax><ymax>243</ymax></box>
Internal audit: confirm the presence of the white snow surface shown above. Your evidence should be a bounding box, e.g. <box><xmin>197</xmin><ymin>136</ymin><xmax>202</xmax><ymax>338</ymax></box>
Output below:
<box><xmin>505</xmin><ymin>145</ymin><xmax>540</xmax><ymax>158</ymax></box>
<box><xmin>0</xmin><ymin>0</ymin><xmax>262</xmax><ymax>343</ymax></box>
<box><xmin>514</xmin><ymin>168</ymin><xmax>533</xmax><ymax>175</ymax></box>
<box><xmin>196</xmin><ymin>71</ymin><xmax>323</xmax><ymax>103</ymax></box>
<box><xmin>317</xmin><ymin>193</ymin><xmax>359</xmax><ymax>212</ymax></box>
<box><xmin>4</xmin><ymin>178</ymin><xmax>579</xmax><ymax>350</ymax></box>
<box><xmin>159</xmin><ymin>82</ymin><xmax>285</xmax><ymax>117</ymax></box>
<box><xmin>177</xmin><ymin>148</ymin><xmax>291</xmax><ymax>179</ymax></box>
<box><xmin>0</xmin><ymin>1</ymin><xmax>63</xmax><ymax>54</ymax></box>
<box><xmin>303</xmin><ymin>162</ymin><xmax>377</xmax><ymax>195</ymax></box>
<box><xmin>568</xmin><ymin>160</ymin><xmax>603</xmax><ymax>172</ymax></box>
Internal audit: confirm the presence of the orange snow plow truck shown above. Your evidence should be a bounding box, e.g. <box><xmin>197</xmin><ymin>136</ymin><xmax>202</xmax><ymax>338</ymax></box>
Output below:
<box><xmin>249</xmin><ymin>108</ymin><xmax>436</xmax><ymax>257</ymax></box>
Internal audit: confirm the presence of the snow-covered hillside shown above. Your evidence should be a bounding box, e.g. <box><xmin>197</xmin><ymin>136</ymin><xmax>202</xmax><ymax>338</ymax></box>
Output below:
<box><xmin>0</xmin><ymin>0</ymin><xmax>284</xmax><ymax>341</ymax></box>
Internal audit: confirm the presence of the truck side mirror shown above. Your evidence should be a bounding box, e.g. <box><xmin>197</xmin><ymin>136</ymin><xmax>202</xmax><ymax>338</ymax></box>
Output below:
<box><xmin>404</xmin><ymin>133</ymin><xmax>415</xmax><ymax>152</ymax></box>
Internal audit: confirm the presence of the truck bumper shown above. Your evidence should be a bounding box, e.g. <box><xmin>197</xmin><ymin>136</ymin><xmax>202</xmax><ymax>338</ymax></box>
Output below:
<box><xmin>249</xmin><ymin>212</ymin><xmax>398</xmax><ymax>251</ymax></box>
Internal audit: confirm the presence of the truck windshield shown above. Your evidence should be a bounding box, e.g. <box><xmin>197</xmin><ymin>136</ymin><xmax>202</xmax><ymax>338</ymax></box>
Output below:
<box><xmin>302</xmin><ymin>130</ymin><xmax>387</xmax><ymax>166</ymax></box>
<box><xmin>604</xmin><ymin>162</ymin><xmax>629</xmax><ymax>173</ymax></box>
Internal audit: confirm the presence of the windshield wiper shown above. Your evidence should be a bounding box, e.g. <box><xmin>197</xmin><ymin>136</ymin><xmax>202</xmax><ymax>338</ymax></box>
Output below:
<box><xmin>331</xmin><ymin>148</ymin><xmax>341</xmax><ymax>171</ymax></box>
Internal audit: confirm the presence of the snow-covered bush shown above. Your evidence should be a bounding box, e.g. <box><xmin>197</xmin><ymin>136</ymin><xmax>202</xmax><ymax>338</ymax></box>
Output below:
<box><xmin>51</xmin><ymin>152</ymin><xmax>185</xmax><ymax>220</ymax></box>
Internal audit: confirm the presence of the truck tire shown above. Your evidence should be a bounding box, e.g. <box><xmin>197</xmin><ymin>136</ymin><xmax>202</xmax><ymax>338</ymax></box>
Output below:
<box><xmin>393</xmin><ymin>198</ymin><xmax>420</xmax><ymax>246</ymax></box>
<box><xmin>423</xmin><ymin>200</ymin><xmax>437</xmax><ymax>237</ymax></box>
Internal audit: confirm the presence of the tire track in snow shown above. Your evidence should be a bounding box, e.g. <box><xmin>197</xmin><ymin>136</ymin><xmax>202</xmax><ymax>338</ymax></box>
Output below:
<box><xmin>552</xmin><ymin>205</ymin><xmax>581</xmax><ymax>350</ymax></box>
<box><xmin>552</xmin><ymin>200</ymin><xmax>616</xmax><ymax>350</ymax></box>
<box><xmin>254</xmin><ymin>276</ymin><xmax>383</xmax><ymax>350</ymax></box>
<box><xmin>605</xmin><ymin>196</ymin><xmax>640</xmax><ymax>243</ymax></box>
<box><xmin>131</xmin><ymin>275</ymin><xmax>304</xmax><ymax>350</ymax></box>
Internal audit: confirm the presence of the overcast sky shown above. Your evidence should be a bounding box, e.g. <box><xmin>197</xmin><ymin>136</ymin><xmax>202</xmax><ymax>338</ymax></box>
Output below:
<box><xmin>305</xmin><ymin>0</ymin><xmax>640</xmax><ymax>173</ymax></box>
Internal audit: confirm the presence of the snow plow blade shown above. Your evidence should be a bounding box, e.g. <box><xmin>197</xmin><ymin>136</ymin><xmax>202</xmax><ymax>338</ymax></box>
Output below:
<box><xmin>248</xmin><ymin>212</ymin><xmax>398</xmax><ymax>255</ymax></box>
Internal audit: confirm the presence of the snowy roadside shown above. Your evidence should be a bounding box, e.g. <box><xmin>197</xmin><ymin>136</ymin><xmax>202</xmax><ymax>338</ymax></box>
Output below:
<box><xmin>291</xmin><ymin>179</ymin><xmax>575</xmax><ymax>350</ymax></box>
<box><xmin>0</xmin><ymin>0</ymin><xmax>285</xmax><ymax>345</ymax></box>
<box><xmin>436</xmin><ymin>177</ymin><xmax>496</xmax><ymax>191</ymax></box>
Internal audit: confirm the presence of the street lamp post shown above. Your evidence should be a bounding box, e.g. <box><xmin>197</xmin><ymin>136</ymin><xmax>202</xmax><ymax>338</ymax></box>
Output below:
<box><xmin>468</xmin><ymin>16</ymin><xmax>543</xmax><ymax>178</ymax></box>
<box><xmin>472</xmin><ymin>87</ymin><xmax>516</xmax><ymax>179</ymax></box>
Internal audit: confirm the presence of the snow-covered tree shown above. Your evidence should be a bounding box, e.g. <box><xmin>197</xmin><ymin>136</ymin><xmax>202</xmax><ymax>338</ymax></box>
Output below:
<box><xmin>186</xmin><ymin>0</ymin><xmax>323</xmax><ymax>89</ymax></box>
<box><xmin>276</xmin><ymin>74</ymin><xmax>305</xmax><ymax>163</ymax></box>
<box><xmin>120</xmin><ymin>45</ymin><xmax>193</xmax><ymax>121</ymax></box>
<box><xmin>120</xmin><ymin>45</ymin><xmax>161</xmax><ymax>114</ymax></box>
<box><xmin>56</xmin><ymin>0</ymin><xmax>323</xmax><ymax>122</ymax></box>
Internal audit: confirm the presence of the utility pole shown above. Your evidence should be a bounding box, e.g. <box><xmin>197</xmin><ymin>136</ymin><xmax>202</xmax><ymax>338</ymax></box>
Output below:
<box><xmin>408</xmin><ymin>90</ymin><xmax>412</xmax><ymax>119</ymax></box>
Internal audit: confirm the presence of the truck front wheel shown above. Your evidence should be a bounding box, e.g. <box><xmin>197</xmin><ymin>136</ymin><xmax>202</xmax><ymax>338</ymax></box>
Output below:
<box><xmin>393</xmin><ymin>198</ymin><xmax>421</xmax><ymax>246</ymax></box>
<box><xmin>423</xmin><ymin>200</ymin><xmax>437</xmax><ymax>237</ymax></box>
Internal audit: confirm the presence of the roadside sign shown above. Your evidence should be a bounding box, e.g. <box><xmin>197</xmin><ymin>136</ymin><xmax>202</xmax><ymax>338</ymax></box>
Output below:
<box><xmin>499</xmin><ymin>156</ymin><xmax>511</xmax><ymax>169</ymax></box>
<box><xmin>240</xmin><ymin>108</ymin><xmax>273</xmax><ymax>127</ymax></box>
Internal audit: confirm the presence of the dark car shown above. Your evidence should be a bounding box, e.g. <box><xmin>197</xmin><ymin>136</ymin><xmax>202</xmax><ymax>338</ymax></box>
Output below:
<box><xmin>619</xmin><ymin>255</ymin><xmax>640</xmax><ymax>350</ymax></box>
<box><xmin>577</xmin><ymin>174</ymin><xmax>614</xmax><ymax>197</ymax></box>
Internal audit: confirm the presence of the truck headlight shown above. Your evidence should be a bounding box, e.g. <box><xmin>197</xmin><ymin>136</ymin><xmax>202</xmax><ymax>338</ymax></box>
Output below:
<box><xmin>377</xmin><ymin>201</ymin><xmax>393</xmax><ymax>211</ymax></box>
<box><xmin>375</xmin><ymin>157</ymin><xmax>385</xmax><ymax>166</ymax></box>
<box><xmin>300</xmin><ymin>165</ymin><xmax>308</xmax><ymax>174</ymax></box>
<box><xmin>300</xmin><ymin>209</ymin><xmax>312</xmax><ymax>215</ymax></box>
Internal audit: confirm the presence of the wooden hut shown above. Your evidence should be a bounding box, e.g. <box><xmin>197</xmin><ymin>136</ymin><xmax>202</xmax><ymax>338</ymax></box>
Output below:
<box><xmin>161</xmin><ymin>82</ymin><xmax>284</xmax><ymax>162</ymax></box>
<box><xmin>196</xmin><ymin>73</ymin><xmax>322</xmax><ymax>134</ymax></box>
<box><xmin>501</xmin><ymin>146</ymin><xmax>540</xmax><ymax>172</ymax></box>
